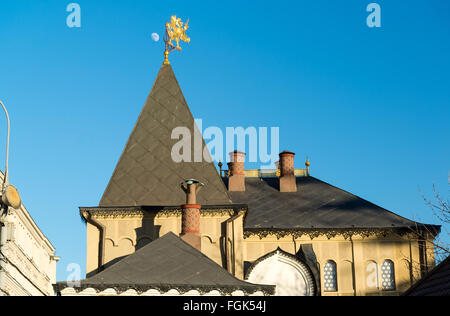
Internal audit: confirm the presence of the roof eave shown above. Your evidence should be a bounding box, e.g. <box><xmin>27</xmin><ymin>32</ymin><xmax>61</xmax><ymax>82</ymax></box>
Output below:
<box><xmin>53</xmin><ymin>282</ymin><xmax>275</xmax><ymax>296</ymax></box>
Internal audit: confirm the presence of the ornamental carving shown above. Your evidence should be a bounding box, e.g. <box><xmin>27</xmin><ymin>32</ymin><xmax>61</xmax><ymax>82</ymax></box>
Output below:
<box><xmin>56</xmin><ymin>283</ymin><xmax>274</xmax><ymax>296</ymax></box>
<box><xmin>82</xmin><ymin>207</ymin><xmax>246</xmax><ymax>220</ymax></box>
<box><xmin>243</xmin><ymin>228</ymin><xmax>410</xmax><ymax>240</ymax></box>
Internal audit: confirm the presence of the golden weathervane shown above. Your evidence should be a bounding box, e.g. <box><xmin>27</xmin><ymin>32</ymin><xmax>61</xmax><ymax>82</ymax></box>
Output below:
<box><xmin>163</xmin><ymin>15</ymin><xmax>191</xmax><ymax>65</ymax></box>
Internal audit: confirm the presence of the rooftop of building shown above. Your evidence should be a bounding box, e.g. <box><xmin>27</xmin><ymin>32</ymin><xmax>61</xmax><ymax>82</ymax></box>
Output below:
<box><xmin>54</xmin><ymin>232</ymin><xmax>274</xmax><ymax>295</ymax></box>
<box><xmin>403</xmin><ymin>256</ymin><xmax>450</xmax><ymax>296</ymax></box>
<box><xmin>225</xmin><ymin>174</ymin><xmax>434</xmax><ymax>230</ymax></box>
<box><xmin>89</xmin><ymin>62</ymin><xmax>439</xmax><ymax>233</ymax></box>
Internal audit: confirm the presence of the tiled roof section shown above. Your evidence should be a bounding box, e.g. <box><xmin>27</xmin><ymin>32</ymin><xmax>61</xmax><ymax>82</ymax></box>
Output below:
<box><xmin>228</xmin><ymin>176</ymin><xmax>426</xmax><ymax>229</ymax></box>
<box><xmin>403</xmin><ymin>256</ymin><xmax>450</xmax><ymax>296</ymax></box>
<box><xmin>100</xmin><ymin>64</ymin><xmax>231</xmax><ymax>206</ymax></box>
<box><xmin>56</xmin><ymin>233</ymin><xmax>274</xmax><ymax>294</ymax></box>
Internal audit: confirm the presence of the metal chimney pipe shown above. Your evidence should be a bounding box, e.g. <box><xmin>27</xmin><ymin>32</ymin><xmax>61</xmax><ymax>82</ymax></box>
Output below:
<box><xmin>180</xmin><ymin>179</ymin><xmax>204</xmax><ymax>251</ymax></box>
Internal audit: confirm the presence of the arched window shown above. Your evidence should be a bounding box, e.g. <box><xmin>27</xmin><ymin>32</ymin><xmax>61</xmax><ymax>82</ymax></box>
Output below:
<box><xmin>323</xmin><ymin>261</ymin><xmax>337</xmax><ymax>292</ymax></box>
<box><xmin>381</xmin><ymin>260</ymin><xmax>395</xmax><ymax>290</ymax></box>
<box><xmin>246</xmin><ymin>249</ymin><xmax>316</xmax><ymax>296</ymax></box>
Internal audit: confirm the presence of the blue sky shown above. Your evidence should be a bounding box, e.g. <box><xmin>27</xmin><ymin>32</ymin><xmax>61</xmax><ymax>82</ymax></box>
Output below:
<box><xmin>0</xmin><ymin>0</ymin><xmax>449</xmax><ymax>281</ymax></box>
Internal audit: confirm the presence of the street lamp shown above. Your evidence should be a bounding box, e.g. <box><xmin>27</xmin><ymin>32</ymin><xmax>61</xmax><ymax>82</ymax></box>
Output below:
<box><xmin>0</xmin><ymin>101</ymin><xmax>21</xmax><ymax>210</ymax></box>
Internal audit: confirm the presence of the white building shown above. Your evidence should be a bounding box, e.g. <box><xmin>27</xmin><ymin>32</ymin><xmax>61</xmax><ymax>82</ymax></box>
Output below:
<box><xmin>0</xmin><ymin>171</ymin><xmax>59</xmax><ymax>296</ymax></box>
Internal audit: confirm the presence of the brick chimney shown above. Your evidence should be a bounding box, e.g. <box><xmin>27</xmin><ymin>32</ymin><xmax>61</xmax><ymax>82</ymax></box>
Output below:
<box><xmin>279</xmin><ymin>151</ymin><xmax>297</xmax><ymax>192</ymax></box>
<box><xmin>227</xmin><ymin>151</ymin><xmax>246</xmax><ymax>192</ymax></box>
<box><xmin>180</xmin><ymin>179</ymin><xmax>204</xmax><ymax>251</ymax></box>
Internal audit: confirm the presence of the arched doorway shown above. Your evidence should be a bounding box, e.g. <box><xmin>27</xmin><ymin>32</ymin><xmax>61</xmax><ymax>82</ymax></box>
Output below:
<box><xmin>246</xmin><ymin>248</ymin><xmax>316</xmax><ymax>296</ymax></box>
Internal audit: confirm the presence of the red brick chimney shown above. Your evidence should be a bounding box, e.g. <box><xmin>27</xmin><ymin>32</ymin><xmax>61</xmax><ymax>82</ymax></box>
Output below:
<box><xmin>180</xmin><ymin>179</ymin><xmax>204</xmax><ymax>251</ymax></box>
<box><xmin>279</xmin><ymin>151</ymin><xmax>297</xmax><ymax>192</ymax></box>
<box><xmin>227</xmin><ymin>151</ymin><xmax>246</xmax><ymax>192</ymax></box>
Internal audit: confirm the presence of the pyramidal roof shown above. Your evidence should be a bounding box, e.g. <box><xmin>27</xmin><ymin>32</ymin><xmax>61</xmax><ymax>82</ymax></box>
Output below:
<box><xmin>100</xmin><ymin>64</ymin><xmax>231</xmax><ymax>207</ymax></box>
<box><xmin>54</xmin><ymin>232</ymin><xmax>274</xmax><ymax>295</ymax></box>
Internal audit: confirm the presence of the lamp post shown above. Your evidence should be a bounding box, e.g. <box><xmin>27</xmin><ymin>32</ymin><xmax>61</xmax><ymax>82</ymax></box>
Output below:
<box><xmin>0</xmin><ymin>100</ymin><xmax>22</xmax><ymax>296</ymax></box>
<box><xmin>0</xmin><ymin>101</ymin><xmax>10</xmax><ymax>191</ymax></box>
<box><xmin>0</xmin><ymin>101</ymin><xmax>21</xmax><ymax>212</ymax></box>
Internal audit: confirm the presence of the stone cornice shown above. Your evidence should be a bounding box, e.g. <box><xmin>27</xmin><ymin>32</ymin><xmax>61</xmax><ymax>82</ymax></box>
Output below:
<box><xmin>243</xmin><ymin>227</ymin><xmax>421</xmax><ymax>240</ymax></box>
<box><xmin>80</xmin><ymin>205</ymin><xmax>248</xmax><ymax>220</ymax></box>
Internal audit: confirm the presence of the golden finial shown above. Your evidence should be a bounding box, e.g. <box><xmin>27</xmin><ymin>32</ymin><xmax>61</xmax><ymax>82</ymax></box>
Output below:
<box><xmin>305</xmin><ymin>157</ymin><xmax>311</xmax><ymax>176</ymax></box>
<box><xmin>163</xmin><ymin>15</ymin><xmax>191</xmax><ymax>65</ymax></box>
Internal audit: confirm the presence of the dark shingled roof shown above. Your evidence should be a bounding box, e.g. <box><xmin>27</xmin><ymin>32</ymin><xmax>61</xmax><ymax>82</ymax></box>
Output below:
<box><xmin>97</xmin><ymin>63</ymin><xmax>433</xmax><ymax>232</ymax></box>
<box><xmin>100</xmin><ymin>64</ymin><xmax>231</xmax><ymax>207</ymax></box>
<box><xmin>55</xmin><ymin>232</ymin><xmax>274</xmax><ymax>294</ymax></box>
<box><xmin>228</xmin><ymin>177</ymin><xmax>424</xmax><ymax>229</ymax></box>
<box><xmin>403</xmin><ymin>256</ymin><xmax>450</xmax><ymax>296</ymax></box>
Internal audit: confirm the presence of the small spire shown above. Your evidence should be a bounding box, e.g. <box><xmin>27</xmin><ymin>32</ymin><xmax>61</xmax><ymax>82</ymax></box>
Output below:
<box><xmin>305</xmin><ymin>157</ymin><xmax>311</xmax><ymax>176</ymax></box>
<box><xmin>218</xmin><ymin>161</ymin><xmax>223</xmax><ymax>177</ymax></box>
<box><xmin>163</xmin><ymin>15</ymin><xmax>191</xmax><ymax>65</ymax></box>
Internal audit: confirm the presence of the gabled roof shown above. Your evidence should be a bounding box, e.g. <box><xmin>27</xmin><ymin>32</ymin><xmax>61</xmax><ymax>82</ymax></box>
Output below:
<box><xmin>100</xmin><ymin>64</ymin><xmax>231</xmax><ymax>207</ymax></box>
<box><xmin>228</xmin><ymin>176</ymin><xmax>434</xmax><ymax>230</ymax></box>
<box><xmin>403</xmin><ymin>256</ymin><xmax>450</xmax><ymax>296</ymax></box>
<box><xmin>55</xmin><ymin>232</ymin><xmax>274</xmax><ymax>295</ymax></box>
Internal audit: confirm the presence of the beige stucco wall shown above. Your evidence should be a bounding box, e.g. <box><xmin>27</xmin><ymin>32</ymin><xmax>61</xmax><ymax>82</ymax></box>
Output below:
<box><xmin>243</xmin><ymin>234</ymin><xmax>429</xmax><ymax>296</ymax></box>
<box><xmin>85</xmin><ymin>209</ymin><xmax>242</xmax><ymax>277</ymax></box>
<box><xmin>85</xmin><ymin>209</ymin><xmax>435</xmax><ymax>296</ymax></box>
<box><xmin>1</xmin><ymin>209</ymin><xmax>58</xmax><ymax>296</ymax></box>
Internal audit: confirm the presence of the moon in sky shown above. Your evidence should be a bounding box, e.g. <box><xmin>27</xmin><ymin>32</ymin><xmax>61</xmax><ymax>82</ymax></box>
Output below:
<box><xmin>151</xmin><ymin>33</ymin><xmax>160</xmax><ymax>42</ymax></box>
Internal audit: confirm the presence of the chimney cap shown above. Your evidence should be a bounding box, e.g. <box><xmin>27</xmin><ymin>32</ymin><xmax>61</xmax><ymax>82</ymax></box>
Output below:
<box><xmin>280</xmin><ymin>150</ymin><xmax>295</xmax><ymax>156</ymax></box>
<box><xmin>229</xmin><ymin>151</ymin><xmax>246</xmax><ymax>163</ymax></box>
<box><xmin>183</xmin><ymin>179</ymin><xmax>205</xmax><ymax>186</ymax></box>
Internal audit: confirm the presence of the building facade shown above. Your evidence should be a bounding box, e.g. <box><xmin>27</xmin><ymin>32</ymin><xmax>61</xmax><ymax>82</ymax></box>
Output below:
<box><xmin>0</xmin><ymin>172</ymin><xmax>59</xmax><ymax>296</ymax></box>
<box><xmin>56</xmin><ymin>63</ymin><xmax>439</xmax><ymax>296</ymax></box>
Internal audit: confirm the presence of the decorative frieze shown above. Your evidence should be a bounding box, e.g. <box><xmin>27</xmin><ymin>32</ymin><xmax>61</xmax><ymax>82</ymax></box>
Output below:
<box><xmin>243</xmin><ymin>227</ymin><xmax>414</xmax><ymax>241</ymax></box>
<box><xmin>56</xmin><ymin>283</ymin><xmax>273</xmax><ymax>296</ymax></box>
<box><xmin>81</xmin><ymin>207</ymin><xmax>246</xmax><ymax>220</ymax></box>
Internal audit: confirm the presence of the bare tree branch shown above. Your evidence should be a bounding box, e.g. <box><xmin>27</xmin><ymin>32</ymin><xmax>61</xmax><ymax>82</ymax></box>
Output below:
<box><xmin>416</xmin><ymin>179</ymin><xmax>450</xmax><ymax>263</ymax></box>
